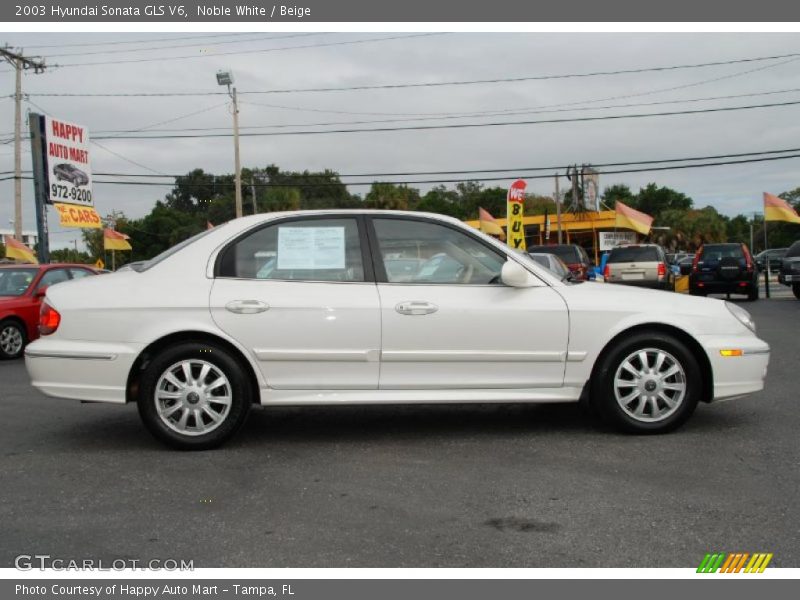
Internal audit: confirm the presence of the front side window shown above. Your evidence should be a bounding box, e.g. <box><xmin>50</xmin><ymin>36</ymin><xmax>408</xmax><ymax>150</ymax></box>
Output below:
<box><xmin>69</xmin><ymin>268</ymin><xmax>94</xmax><ymax>280</ymax></box>
<box><xmin>36</xmin><ymin>268</ymin><xmax>70</xmax><ymax>290</ymax></box>
<box><xmin>219</xmin><ymin>218</ymin><xmax>365</xmax><ymax>282</ymax></box>
<box><xmin>373</xmin><ymin>218</ymin><xmax>505</xmax><ymax>285</ymax></box>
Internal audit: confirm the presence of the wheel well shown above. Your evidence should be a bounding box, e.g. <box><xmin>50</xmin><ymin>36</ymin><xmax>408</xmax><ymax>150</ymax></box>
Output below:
<box><xmin>126</xmin><ymin>331</ymin><xmax>261</xmax><ymax>405</ymax></box>
<box><xmin>0</xmin><ymin>315</ymin><xmax>28</xmax><ymax>340</ymax></box>
<box><xmin>590</xmin><ymin>323</ymin><xmax>714</xmax><ymax>404</ymax></box>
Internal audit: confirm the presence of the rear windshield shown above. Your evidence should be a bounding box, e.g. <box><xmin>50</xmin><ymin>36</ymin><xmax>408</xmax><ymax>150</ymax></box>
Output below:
<box><xmin>785</xmin><ymin>241</ymin><xmax>800</xmax><ymax>258</ymax></box>
<box><xmin>701</xmin><ymin>245</ymin><xmax>744</xmax><ymax>260</ymax></box>
<box><xmin>528</xmin><ymin>245</ymin><xmax>578</xmax><ymax>262</ymax></box>
<box><xmin>608</xmin><ymin>246</ymin><xmax>660</xmax><ymax>263</ymax></box>
<box><xmin>131</xmin><ymin>229</ymin><xmax>214</xmax><ymax>272</ymax></box>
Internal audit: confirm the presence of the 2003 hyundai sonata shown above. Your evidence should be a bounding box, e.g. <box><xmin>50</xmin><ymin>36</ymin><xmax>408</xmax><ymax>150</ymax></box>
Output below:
<box><xmin>25</xmin><ymin>211</ymin><xmax>770</xmax><ymax>449</ymax></box>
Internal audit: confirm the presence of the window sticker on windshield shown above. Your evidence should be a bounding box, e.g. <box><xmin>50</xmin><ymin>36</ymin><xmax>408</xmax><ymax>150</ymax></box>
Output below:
<box><xmin>277</xmin><ymin>226</ymin><xmax>346</xmax><ymax>270</ymax></box>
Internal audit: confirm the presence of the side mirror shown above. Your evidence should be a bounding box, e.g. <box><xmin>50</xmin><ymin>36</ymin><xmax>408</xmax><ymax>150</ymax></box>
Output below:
<box><xmin>501</xmin><ymin>260</ymin><xmax>538</xmax><ymax>288</ymax></box>
<box><xmin>35</xmin><ymin>286</ymin><xmax>47</xmax><ymax>299</ymax></box>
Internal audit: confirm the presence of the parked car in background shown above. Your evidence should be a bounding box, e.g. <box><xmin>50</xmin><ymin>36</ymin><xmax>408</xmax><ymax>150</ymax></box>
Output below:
<box><xmin>678</xmin><ymin>254</ymin><xmax>696</xmax><ymax>276</ymax></box>
<box><xmin>777</xmin><ymin>240</ymin><xmax>800</xmax><ymax>300</ymax></box>
<box><xmin>0</xmin><ymin>263</ymin><xmax>99</xmax><ymax>359</ymax></box>
<box><xmin>689</xmin><ymin>243</ymin><xmax>759</xmax><ymax>301</ymax></box>
<box><xmin>53</xmin><ymin>163</ymin><xmax>90</xmax><ymax>187</ymax></box>
<box><xmin>528</xmin><ymin>252</ymin><xmax>574</xmax><ymax>280</ymax></box>
<box><xmin>527</xmin><ymin>244</ymin><xmax>593</xmax><ymax>281</ymax></box>
<box><xmin>25</xmin><ymin>211</ymin><xmax>770</xmax><ymax>449</ymax></box>
<box><xmin>603</xmin><ymin>244</ymin><xmax>671</xmax><ymax>290</ymax></box>
<box><xmin>754</xmin><ymin>248</ymin><xmax>788</xmax><ymax>272</ymax></box>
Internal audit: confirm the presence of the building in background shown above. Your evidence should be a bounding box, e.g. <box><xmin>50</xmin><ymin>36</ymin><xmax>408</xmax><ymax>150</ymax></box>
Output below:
<box><xmin>0</xmin><ymin>229</ymin><xmax>38</xmax><ymax>248</ymax></box>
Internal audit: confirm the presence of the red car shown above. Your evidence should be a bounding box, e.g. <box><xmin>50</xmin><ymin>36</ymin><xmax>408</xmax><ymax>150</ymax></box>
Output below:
<box><xmin>0</xmin><ymin>263</ymin><xmax>99</xmax><ymax>359</ymax></box>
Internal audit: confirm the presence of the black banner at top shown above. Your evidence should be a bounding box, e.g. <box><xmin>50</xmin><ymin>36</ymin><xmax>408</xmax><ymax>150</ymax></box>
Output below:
<box><xmin>3</xmin><ymin>0</ymin><xmax>800</xmax><ymax>22</ymax></box>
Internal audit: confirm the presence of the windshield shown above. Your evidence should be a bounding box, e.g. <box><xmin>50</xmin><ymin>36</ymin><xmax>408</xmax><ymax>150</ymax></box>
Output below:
<box><xmin>131</xmin><ymin>229</ymin><xmax>214</xmax><ymax>272</ymax></box>
<box><xmin>608</xmin><ymin>246</ymin><xmax>660</xmax><ymax>263</ymax></box>
<box><xmin>0</xmin><ymin>268</ymin><xmax>37</xmax><ymax>296</ymax></box>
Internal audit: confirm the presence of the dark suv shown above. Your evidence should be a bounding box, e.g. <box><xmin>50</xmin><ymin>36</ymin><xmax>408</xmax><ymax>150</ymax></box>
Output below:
<box><xmin>527</xmin><ymin>244</ymin><xmax>593</xmax><ymax>281</ymax></box>
<box><xmin>778</xmin><ymin>240</ymin><xmax>800</xmax><ymax>300</ymax></box>
<box><xmin>689</xmin><ymin>242</ymin><xmax>759</xmax><ymax>301</ymax></box>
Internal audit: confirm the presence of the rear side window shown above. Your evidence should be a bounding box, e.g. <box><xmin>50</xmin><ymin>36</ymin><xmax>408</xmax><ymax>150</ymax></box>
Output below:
<box><xmin>786</xmin><ymin>241</ymin><xmax>800</xmax><ymax>258</ymax></box>
<box><xmin>607</xmin><ymin>247</ymin><xmax>659</xmax><ymax>263</ymax></box>
<box><xmin>700</xmin><ymin>245</ymin><xmax>744</xmax><ymax>261</ymax></box>
<box><xmin>218</xmin><ymin>218</ymin><xmax>365</xmax><ymax>282</ymax></box>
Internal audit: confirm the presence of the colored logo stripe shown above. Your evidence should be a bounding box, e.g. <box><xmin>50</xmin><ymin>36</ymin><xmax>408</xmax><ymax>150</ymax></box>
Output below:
<box><xmin>698</xmin><ymin>552</ymin><xmax>773</xmax><ymax>573</ymax></box>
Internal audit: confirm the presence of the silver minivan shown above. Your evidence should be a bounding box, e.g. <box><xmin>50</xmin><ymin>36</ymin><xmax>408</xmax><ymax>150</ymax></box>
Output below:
<box><xmin>604</xmin><ymin>244</ymin><xmax>671</xmax><ymax>290</ymax></box>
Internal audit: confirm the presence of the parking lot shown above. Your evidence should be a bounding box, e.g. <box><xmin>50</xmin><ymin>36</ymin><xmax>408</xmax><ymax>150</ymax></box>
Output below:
<box><xmin>0</xmin><ymin>295</ymin><xmax>798</xmax><ymax>569</ymax></box>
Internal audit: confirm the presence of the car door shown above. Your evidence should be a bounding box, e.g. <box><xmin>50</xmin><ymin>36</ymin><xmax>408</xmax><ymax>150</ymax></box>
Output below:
<box><xmin>368</xmin><ymin>216</ymin><xmax>569</xmax><ymax>390</ymax></box>
<box><xmin>209</xmin><ymin>215</ymin><xmax>381</xmax><ymax>390</ymax></box>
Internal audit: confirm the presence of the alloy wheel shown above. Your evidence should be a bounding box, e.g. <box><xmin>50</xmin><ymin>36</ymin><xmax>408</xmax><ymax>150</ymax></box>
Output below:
<box><xmin>613</xmin><ymin>348</ymin><xmax>687</xmax><ymax>423</ymax></box>
<box><xmin>0</xmin><ymin>325</ymin><xmax>23</xmax><ymax>357</ymax></box>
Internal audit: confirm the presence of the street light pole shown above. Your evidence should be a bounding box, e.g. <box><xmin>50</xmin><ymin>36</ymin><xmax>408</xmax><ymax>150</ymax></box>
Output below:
<box><xmin>231</xmin><ymin>85</ymin><xmax>243</xmax><ymax>219</ymax></box>
<box><xmin>216</xmin><ymin>70</ymin><xmax>242</xmax><ymax>219</ymax></box>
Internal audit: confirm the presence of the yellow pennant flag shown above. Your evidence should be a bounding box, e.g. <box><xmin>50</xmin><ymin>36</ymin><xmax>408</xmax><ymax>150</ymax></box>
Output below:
<box><xmin>103</xmin><ymin>228</ymin><xmax>132</xmax><ymax>251</ymax></box>
<box><xmin>764</xmin><ymin>192</ymin><xmax>800</xmax><ymax>224</ymax></box>
<box><xmin>615</xmin><ymin>201</ymin><xmax>654</xmax><ymax>235</ymax></box>
<box><xmin>478</xmin><ymin>207</ymin><xmax>505</xmax><ymax>240</ymax></box>
<box><xmin>3</xmin><ymin>235</ymin><xmax>38</xmax><ymax>264</ymax></box>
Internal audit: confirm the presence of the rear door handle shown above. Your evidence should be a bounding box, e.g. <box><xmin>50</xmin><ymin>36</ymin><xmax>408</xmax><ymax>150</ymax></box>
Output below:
<box><xmin>395</xmin><ymin>301</ymin><xmax>438</xmax><ymax>316</ymax></box>
<box><xmin>225</xmin><ymin>300</ymin><xmax>269</xmax><ymax>314</ymax></box>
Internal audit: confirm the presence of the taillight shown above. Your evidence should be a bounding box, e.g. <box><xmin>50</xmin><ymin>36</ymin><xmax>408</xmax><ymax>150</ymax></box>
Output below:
<box><xmin>692</xmin><ymin>249</ymin><xmax>702</xmax><ymax>273</ymax></box>
<box><xmin>603</xmin><ymin>264</ymin><xmax>611</xmax><ymax>279</ymax></box>
<box><xmin>658</xmin><ymin>263</ymin><xmax>666</xmax><ymax>278</ymax></box>
<box><xmin>39</xmin><ymin>301</ymin><xmax>61</xmax><ymax>336</ymax></box>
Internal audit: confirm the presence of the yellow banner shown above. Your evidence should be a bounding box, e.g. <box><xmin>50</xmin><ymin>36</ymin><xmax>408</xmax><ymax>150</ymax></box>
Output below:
<box><xmin>54</xmin><ymin>203</ymin><xmax>102</xmax><ymax>229</ymax></box>
<box><xmin>507</xmin><ymin>179</ymin><xmax>527</xmax><ymax>250</ymax></box>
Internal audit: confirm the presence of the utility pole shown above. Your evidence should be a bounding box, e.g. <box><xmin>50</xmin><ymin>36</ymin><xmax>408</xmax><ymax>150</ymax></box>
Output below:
<box><xmin>554</xmin><ymin>174</ymin><xmax>563</xmax><ymax>244</ymax></box>
<box><xmin>0</xmin><ymin>47</ymin><xmax>46</xmax><ymax>241</ymax></box>
<box><xmin>250</xmin><ymin>178</ymin><xmax>257</xmax><ymax>215</ymax></box>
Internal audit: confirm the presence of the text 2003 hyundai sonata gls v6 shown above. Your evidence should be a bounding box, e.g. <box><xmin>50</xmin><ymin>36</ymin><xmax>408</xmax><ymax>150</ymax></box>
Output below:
<box><xmin>25</xmin><ymin>211</ymin><xmax>770</xmax><ymax>449</ymax></box>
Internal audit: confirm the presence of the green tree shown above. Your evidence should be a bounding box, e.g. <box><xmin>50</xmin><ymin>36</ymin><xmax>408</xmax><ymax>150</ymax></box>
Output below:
<box><xmin>633</xmin><ymin>183</ymin><xmax>693</xmax><ymax>219</ymax></box>
<box><xmin>365</xmin><ymin>182</ymin><xmax>420</xmax><ymax>210</ymax></box>
<box><xmin>602</xmin><ymin>184</ymin><xmax>635</xmax><ymax>207</ymax></box>
<box><xmin>416</xmin><ymin>185</ymin><xmax>464</xmax><ymax>218</ymax></box>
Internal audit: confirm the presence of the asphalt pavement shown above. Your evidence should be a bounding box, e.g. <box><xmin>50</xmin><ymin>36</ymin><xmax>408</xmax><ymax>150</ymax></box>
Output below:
<box><xmin>1</xmin><ymin>296</ymin><xmax>798</xmax><ymax>568</ymax></box>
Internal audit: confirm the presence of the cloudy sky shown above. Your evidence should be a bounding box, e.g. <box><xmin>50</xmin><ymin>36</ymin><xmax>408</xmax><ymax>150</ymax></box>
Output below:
<box><xmin>1</xmin><ymin>31</ymin><xmax>800</xmax><ymax>250</ymax></box>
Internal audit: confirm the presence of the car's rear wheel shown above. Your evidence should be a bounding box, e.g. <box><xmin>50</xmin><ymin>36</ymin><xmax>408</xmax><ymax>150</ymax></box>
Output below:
<box><xmin>747</xmin><ymin>282</ymin><xmax>759</xmax><ymax>301</ymax></box>
<box><xmin>591</xmin><ymin>332</ymin><xmax>701</xmax><ymax>433</ymax></box>
<box><xmin>0</xmin><ymin>320</ymin><xmax>26</xmax><ymax>360</ymax></box>
<box><xmin>794</xmin><ymin>283</ymin><xmax>800</xmax><ymax>300</ymax></box>
<box><xmin>137</xmin><ymin>342</ymin><xmax>251</xmax><ymax>450</ymax></box>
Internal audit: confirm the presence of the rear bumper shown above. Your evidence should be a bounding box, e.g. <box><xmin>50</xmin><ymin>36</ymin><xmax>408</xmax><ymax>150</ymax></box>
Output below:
<box><xmin>690</xmin><ymin>279</ymin><xmax>756</xmax><ymax>294</ymax></box>
<box><xmin>697</xmin><ymin>335</ymin><xmax>770</xmax><ymax>401</ymax></box>
<box><xmin>25</xmin><ymin>338</ymin><xmax>142</xmax><ymax>404</ymax></box>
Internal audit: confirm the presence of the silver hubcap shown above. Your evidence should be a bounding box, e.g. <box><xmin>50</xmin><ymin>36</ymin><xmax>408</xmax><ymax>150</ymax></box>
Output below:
<box><xmin>154</xmin><ymin>360</ymin><xmax>232</xmax><ymax>436</ymax></box>
<box><xmin>613</xmin><ymin>348</ymin><xmax>687</xmax><ymax>423</ymax></box>
<box><xmin>0</xmin><ymin>325</ymin><xmax>23</xmax><ymax>356</ymax></box>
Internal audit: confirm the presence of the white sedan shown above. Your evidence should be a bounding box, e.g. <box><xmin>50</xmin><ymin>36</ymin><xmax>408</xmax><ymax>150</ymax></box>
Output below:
<box><xmin>25</xmin><ymin>211</ymin><xmax>770</xmax><ymax>449</ymax></box>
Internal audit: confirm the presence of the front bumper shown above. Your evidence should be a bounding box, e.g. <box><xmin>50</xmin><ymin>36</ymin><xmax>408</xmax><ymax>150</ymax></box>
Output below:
<box><xmin>697</xmin><ymin>335</ymin><xmax>770</xmax><ymax>401</ymax></box>
<box><xmin>25</xmin><ymin>338</ymin><xmax>142</xmax><ymax>404</ymax></box>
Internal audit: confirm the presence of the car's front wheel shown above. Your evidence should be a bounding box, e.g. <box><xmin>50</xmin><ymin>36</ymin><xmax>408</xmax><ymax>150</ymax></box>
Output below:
<box><xmin>0</xmin><ymin>320</ymin><xmax>26</xmax><ymax>360</ymax></box>
<box><xmin>591</xmin><ymin>332</ymin><xmax>701</xmax><ymax>433</ymax></box>
<box><xmin>137</xmin><ymin>342</ymin><xmax>251</xmax><ymax>450</ymax></box>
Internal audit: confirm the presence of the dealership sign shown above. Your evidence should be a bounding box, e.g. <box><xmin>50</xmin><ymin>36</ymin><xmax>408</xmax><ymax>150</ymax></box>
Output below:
<box><xmin>599</xmin><ymin>231</ymin><xmax>637</xmax><ymax>251</ymax></box>
<box><xmin>39</xmin><ymin>115</ymin><xmax>101</xmax><ymax>228</ymax></box>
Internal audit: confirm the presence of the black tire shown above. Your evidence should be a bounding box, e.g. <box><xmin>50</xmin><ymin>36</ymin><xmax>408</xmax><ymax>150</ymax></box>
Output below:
<box><xmin>689</xmin><ymin>288</ymin><xmax>705</xmax><ymax>297</ymax></box>
<box><xmin>747</xmin><ymin>282</ymin><xmax>759</xmax><ymax>302</ymax></box>
<box><xmin>590</xmin><ymin>331</ymin><xmax>702</xmax><ymax>434</ymax></box>
<box><xmin>137</xmin><ymin>341</ymin><xmax>251</xmax><ymax>450</ymax></box>
<box><xmin>0</xmin><ymin>319</ymin><xmax>27</xmax><ymax>360</ymax></box>
<box><xmin>794</xmin><ymin>283</ymin><xmax>800</xmax><ymax>300</ymax></box>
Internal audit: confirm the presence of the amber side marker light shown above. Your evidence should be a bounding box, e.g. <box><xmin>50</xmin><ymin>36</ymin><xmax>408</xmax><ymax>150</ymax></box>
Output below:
<box><xmin>720</xmin><ymin>349</ymin><xmax>743</xmax><ymax>357</ymax></box>
<box><xmin>39</xmin><ymin>301</ymin><xmax>61</xmax><ymax>336</ymax></box>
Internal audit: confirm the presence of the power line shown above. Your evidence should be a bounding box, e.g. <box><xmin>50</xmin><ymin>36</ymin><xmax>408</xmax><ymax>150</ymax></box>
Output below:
<box><xmin>22</xmin><ymin>50</ymin><xmax>800</xmax><ymax>97</ymax></box>
<box><xmin>22</xmin><ymin>32</ymin><xmax>260</xmax><ymax>49</ymax></box>
<box><xmin>41</xmin><ymin>33</ymin><xmax>323</xmax><ymax>58</ymax></box>
<box><xmin>3</xmin><ymin>151</ymin><xmax>800</xmax><ymax>187</ymax></box>
<box><xmin>20</xmin><ymin>33</ymin><xmax>446</xmax><ymax>71</ymax></box>
<box><xmin>89</xmin><ymin>99</ymin><xmax>800</xmax><ymax>140</ymax></box>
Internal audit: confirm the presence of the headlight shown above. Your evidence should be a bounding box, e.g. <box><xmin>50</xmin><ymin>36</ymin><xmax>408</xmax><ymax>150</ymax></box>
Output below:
<box><xmin>726</xmin><ymin>301</ymin><xmax>756</xmax><ymax>333</ymax></box>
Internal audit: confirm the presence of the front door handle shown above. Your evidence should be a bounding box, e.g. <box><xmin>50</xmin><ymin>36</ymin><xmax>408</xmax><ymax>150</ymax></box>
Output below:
<box><xmin>395</xmin><ymin>301</ymin><xmax>438</xmax><ymax>316</ymax></box>
<box><xmin>225</xmin><ymin>300</ymin><xmax>269</xmax><ymax>314</ymax></box>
